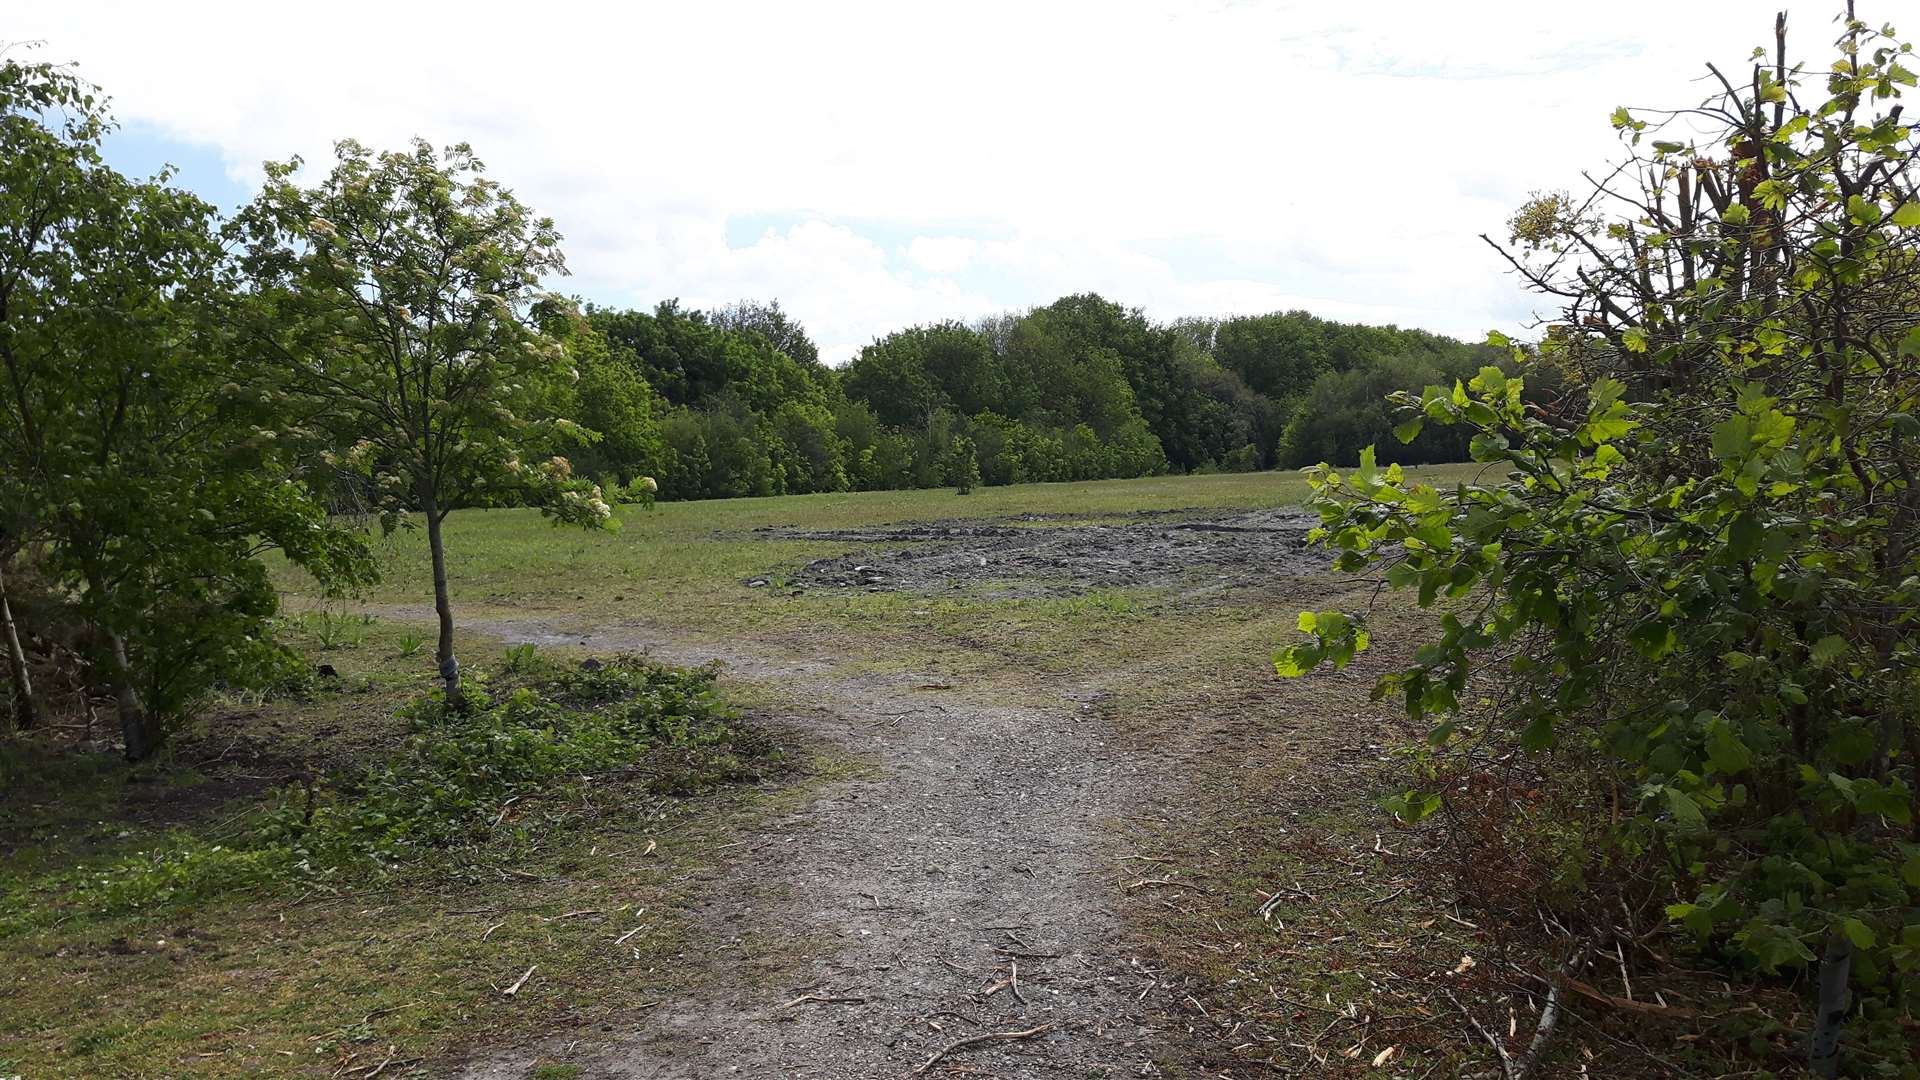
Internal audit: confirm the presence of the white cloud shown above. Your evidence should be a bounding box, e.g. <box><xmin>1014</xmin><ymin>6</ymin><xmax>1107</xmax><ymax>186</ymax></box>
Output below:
<box><xmin>906</xmin><ymin>236</ymin><xmax>979</xmax><ymax>274</ymax></box>
<box><xmin>14</xmin><ymin>0</ymin><xmax>1795</xmax><ymax>362</ymax></box>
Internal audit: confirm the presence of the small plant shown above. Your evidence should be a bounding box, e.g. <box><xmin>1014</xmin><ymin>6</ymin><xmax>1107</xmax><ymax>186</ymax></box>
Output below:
<box><xmin>298</xmin><ymin>609</ymin><xmax>373</xmax><ymax>651</ymax></box>
<box><xmin>501</xmin><ymin>642</ymin><xmax>542</xmax><ymax>673</ymax></box>
<box><xmin>394</xmin><ymin>632</ymin><xmax>426</xmax><ymax>659</ymax></box>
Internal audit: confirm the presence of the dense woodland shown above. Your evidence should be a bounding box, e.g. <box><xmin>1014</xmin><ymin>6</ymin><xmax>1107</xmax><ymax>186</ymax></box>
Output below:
<box><xmin>556</xmin><ymin>296</ymin><xmax>1505</xmax><ymax>505</ymax></box>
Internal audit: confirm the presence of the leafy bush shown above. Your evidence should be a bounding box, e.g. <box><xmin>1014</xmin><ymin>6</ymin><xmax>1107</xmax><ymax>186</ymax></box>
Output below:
<box><xmin>1277</xmin><ymin>13</ymin><xmax>1920</xmax><ymax>1069</ymax></box>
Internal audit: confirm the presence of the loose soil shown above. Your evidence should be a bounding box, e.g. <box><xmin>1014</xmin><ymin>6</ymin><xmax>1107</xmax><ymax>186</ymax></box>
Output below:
<box><xmin>755</xmin><ymin>508</ymin><xmax>1327</xmax><ymax>598</ymax></box>
<box><xmin>435</xmin><ymin>615</ymin><xmax>1172</xmax><ymax>1079</ymax></box>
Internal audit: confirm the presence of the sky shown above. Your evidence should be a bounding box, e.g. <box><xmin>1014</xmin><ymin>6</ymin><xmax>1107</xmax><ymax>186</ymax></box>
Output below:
<box><xmin>13</xmin><ymin>0</ymin><xmax>1821</xmax><ymax>363</ymax></box>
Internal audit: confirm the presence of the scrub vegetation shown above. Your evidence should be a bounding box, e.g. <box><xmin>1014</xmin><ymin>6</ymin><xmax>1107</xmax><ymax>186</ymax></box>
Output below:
<box><xmin>4</xmin><ymin>6</ymin><xmax>1919</xmax><ymax>1079</ymax></box>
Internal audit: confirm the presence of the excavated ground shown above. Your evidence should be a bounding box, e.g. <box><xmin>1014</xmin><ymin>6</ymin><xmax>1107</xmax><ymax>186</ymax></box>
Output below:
<box><xmin>751</xmin><ymin>508</ymin><xmax>1326</xmax><ymax>598</ymax></box>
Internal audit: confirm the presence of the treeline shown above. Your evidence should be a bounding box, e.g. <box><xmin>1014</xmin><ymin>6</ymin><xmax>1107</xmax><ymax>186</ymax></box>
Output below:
<box><xmin>561</xmin><ymin>295</ymin><xmax>1509</xmax><ymax>503</ymax></box>
<box><xmin>0</xmin><ymin>50</ymin><xmax>1497</xmax><ymax>758</ymax></box>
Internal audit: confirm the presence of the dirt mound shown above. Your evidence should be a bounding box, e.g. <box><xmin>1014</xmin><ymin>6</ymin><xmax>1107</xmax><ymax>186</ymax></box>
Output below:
<box><xmin>759</xmin><ymin>508</ymin><xmax>1328</xmax><ymax>597</ymax></box>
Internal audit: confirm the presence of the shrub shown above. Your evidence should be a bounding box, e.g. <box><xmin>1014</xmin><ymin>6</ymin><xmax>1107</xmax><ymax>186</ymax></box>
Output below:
<box><xmin>1278</xmin><ymin>13</ymin><xmax>1920</xmax><ymax>1070</ymax></box>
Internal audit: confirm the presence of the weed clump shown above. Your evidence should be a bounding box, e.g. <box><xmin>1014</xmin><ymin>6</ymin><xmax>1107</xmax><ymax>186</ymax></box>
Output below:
<box><xmin>1</xmin><ymin>657</ymin><xmax>774</xmax><ymax>933</ymax></box>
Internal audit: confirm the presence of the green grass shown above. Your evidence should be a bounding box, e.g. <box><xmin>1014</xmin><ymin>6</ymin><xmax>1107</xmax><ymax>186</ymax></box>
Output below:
<box><xmin>275</xmin><ymin>467</ymin><xmax>1479</xmax><ymax>630</ymax></box>
<box><xmin>3</xmin><ymin>465</ymin><xmax>1487</xmax><ymax>1077</ymax></box>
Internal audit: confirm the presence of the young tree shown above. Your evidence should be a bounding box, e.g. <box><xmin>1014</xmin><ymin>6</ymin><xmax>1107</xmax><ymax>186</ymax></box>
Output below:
<box><xmin>943</xmin><ymin>435</ymin><xmax>981</xmax><ymax>494</ymax></box>
<box><xmin>1280</xmin><ymin>10</ymin><xmax>1920</xmax><ymax>1070</ymax></box>
<box><xmin>1</xmin><ymin>55</ymin><xmax>370</xmax><ymax>757</ymax></box>
<box><xmin>238</xmin><ymin>140</ymin><xmax>610</xmax><ymax>703</ymax></box>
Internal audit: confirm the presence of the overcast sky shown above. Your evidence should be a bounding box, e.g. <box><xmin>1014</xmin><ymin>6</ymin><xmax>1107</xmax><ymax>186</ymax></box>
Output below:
<box><xmin>15</xmin><ymin>0</ymin><xmax>1823</xmax><ymax>362</ymax></box>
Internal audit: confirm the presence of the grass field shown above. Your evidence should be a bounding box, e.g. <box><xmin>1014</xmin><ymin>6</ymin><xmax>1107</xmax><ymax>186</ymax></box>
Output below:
<box><xmin>4</xmin><ymin>466</ymin><xmax>1500</xmax><ymax>1078</ymax></box>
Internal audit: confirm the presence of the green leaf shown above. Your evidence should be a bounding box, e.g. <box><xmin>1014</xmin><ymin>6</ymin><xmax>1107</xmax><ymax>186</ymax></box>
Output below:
<box><xmin>1631</xmin><ymin>621</ymin><xmax>1677</xmax><ymax>660</ymax></box>
<box><xmin>1706</xmin><ymin>718</ymin><xmax>1753</xmax><ymax>775</ymax></box>
<box><xmin>1273</xmin><ymin>643</ymin><xmax>1322</xmax><ymax>678</ymax></box>
<box><xmin>1728</xmin><ymin>512</ymin><xmax>1763</xmax><ymax>559</ymax></box>
<box><xmin>1712</xmin><ymin>415</ymin><xmax>1752</xmax><ymax>460</ymax></box>
<box><xmin>1810</xmin><ymin>635</ymin><xmax>1848</xmax><ymax>666</ymax></box>
<box><xmin>1893</xmin><ymin>201</ymin><xmax>1920</xmax><ymax>227</ymax></box>
<box><xmin>1840</xmin><ymin>917</ymin><xmax>1876</xmax><ymax>950</ymax></box>
<box><xmin>1385</xmin><ymin>789</ymin><xmax>1442</xmax><ymax>823</ymax></box>
<box><xmin>1393</xmin><ymin>417</ymin><xmax>1424</xmax><ymax>444</ymax></box>
<box><xmin>1847</xmin><ymin>194</ymin><xmax>1884</xmax><ymax>226</ymax></box>
<box><xmin>1664</xmin><ymin>787</ymin><xmax>1708</xmax><ymax>832</ymax></box>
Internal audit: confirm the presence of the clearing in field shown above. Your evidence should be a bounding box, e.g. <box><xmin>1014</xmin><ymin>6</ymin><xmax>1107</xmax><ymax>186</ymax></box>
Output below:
<box><xmin>2</xmin><ymin>467</ymin><xmax>1492</xmax><ymax>1078</ymax></box>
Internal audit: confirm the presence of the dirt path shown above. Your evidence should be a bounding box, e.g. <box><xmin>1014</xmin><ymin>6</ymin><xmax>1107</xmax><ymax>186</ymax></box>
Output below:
<box><xmin>414</xmin><ymin>611</ymin><xmax>1175</xmax><ymax>1079</ymax></box>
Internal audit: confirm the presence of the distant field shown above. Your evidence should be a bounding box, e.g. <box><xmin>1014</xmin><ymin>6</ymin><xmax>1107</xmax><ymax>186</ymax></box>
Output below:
<box><xmin>277</xmin><ymin>464</ymin><xmax>1486</xmax><ymax>640</ymax></box>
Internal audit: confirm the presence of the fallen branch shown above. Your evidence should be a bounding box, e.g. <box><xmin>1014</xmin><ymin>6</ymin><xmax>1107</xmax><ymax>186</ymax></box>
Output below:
<box><xmin>1444</xmin><ymin>990</ymin><xmax>1516</xmax><ymax>1079</ymax></box>
<box><xmin>502</xmin><ymin>965</ymin><xmax>537</xmax><ymax>997</ymax></box>
<box><xmin>911</xmin><ymin>1023</ymin><xmax>1054</xmax><ymax>1075</ymax></box>
<box><xmin>1553</xmin><ymin>972</ymin><xmax>1699</xmax><ymax>1019</ymax></box>
<box><xmin>1125</xmin><ymin>878</ymin><xmax>1206</xmax><ymax>892</ymax></box>
<box><xmin>1510</xmin><ymin>978</ymin><xmax>1563</xmax><ymax>1080</ymax></box>
<box><xmin>779</xmin><ymin>993</ymin><xmax>867</xmax><ymax>1009</ymax></box>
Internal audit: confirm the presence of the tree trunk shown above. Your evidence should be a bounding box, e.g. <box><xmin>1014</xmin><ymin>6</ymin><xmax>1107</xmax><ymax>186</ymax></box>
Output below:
<box><xmin>1808</xmin><ymin>928</ymin><xmax>1854</xmax><ymax>1077</ymax></box>
<box><xmin>424</xmin><ymin>506</ymin><xmax>461</xmax><ymax>707</ymax></box>
<box><xmin>0</xmin><ymin>562</ymin><xmax>37</xmax><ymax>730</ymax></box>
<box><xmin>106</xmin><ymin>629</ymin><xmax>158</xmax><ymax>761</ymax></box>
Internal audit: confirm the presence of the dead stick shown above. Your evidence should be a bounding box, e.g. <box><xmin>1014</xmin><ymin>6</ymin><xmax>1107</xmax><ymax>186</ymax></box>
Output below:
<box><xmin>502</xmin><ymin>965</ymin><xmax>537</xmax><ymax>997</ymax></box>
<box><xmin>1125</xmin><ymin>878</ymin><xmax>1207</xmax><ymax>892</ymax></box>
<box><xmin>1010</xmin><ymin>960</ymin><xmax>1028</xmax><ymax>1004</ymax></box>
<box><xmin>911</xmin><ymin>1023</ymin><xmax>1054</xmax><ymax>1075</ymax></box>
<box><xmin>779</xmin><ymin>993</ymin><xmax>867</xmax><ymax>1009</ymax></box>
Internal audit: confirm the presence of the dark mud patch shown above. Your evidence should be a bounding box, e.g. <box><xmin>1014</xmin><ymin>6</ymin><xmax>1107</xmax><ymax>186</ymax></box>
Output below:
<box><xmin>757</xmin><ymin>508</ymin><xmax>1327</xmax><ymax>597</ymax></box>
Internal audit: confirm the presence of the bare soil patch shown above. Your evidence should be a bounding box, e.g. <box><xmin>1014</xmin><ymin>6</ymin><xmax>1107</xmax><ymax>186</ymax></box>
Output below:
<box><xmin>431</xmin><ymin>615</ymin><xmax>1177</xmax><ymax>1079</ymax></box>
<box><xmin>755</xmin><ymin>508</ymin><xmax>1327</xmax><ymax>597</ymax></box>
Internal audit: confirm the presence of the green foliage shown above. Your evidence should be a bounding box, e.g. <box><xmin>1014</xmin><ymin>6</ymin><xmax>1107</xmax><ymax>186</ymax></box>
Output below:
<box><xmin>0</xmin><ymin>54</ymin><xmax>371</xmax><ymax>755</ymax></box>
<box><xmin>237</xmin><ymin>138</ymin><xmax>613</xmax><ymax>532</ymax></box>
<box><xmin>944</xmin><ymin>436</ymin><xmax>982</xmax><ymax>494</ymax></box>
<box><xmin>0</xmin><ymin>658</ymin><xmax>770</xmax><ymax>933</ymax></box>
<box><xmin>582</xmin><ymin>292</ymin><xmax>1483</xmax><ymax>502</ymax></box>
<box><xmin>1277</xmin><ymin>15</ymin><xmax>1920</xmax><ymax>1032</ymax></box>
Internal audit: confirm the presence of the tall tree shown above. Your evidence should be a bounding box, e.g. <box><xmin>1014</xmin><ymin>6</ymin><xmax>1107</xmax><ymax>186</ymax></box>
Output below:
<box><xmin>708</xmin><ymin>298</ymin><xmax>821</xmax><ymax>368</ymax></box>
<box><xmin>238</xmin><ymin>139</ymin><xmax>610</xmax><ymax>703</ymax></box>
<box><xmin>0</xmin><ymin>55</ymin><xmax>368</xmax><ymax>756</ymax></box>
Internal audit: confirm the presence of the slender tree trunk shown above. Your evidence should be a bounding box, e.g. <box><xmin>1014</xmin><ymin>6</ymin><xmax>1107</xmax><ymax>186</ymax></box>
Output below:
<box><xmin>1808</xmin><ymin>929</ymin><xmax>1853</xmax><ymax>1077</ymax></box>
<box><xmin>424</xmin><ymin>505</ymin><xmax>461</xmax><ymax>707</ymax></box>
<box><xmin>106</xmin><ymin>629</ymin><xmax>157</xmax><ymax>761</ymax></box>
<box><xmin>0</xmin><ymin>562</ymin><xmax>37</xmax><ymax>730</ymax></box>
